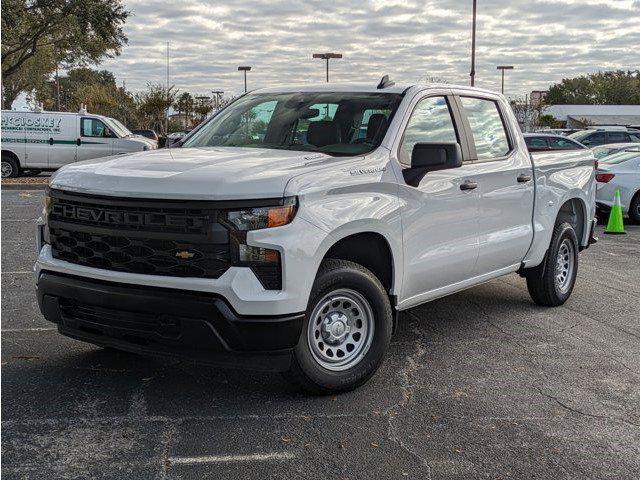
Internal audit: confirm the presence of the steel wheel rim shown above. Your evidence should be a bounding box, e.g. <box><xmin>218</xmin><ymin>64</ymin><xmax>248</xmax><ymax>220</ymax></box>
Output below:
<box><xmin>1</xmin><ymin>161</ymin><xmax>12</xmax><ymax>178</ymax></box>
<box><xmin>555</xmin><ymin>239</ymin><xmax>575</xmax><ymax>293</ymax></box>
<box><xmin>307</xmin><ymin>288</ymin><xmax>374</xmax><ymax>371</ymax></box>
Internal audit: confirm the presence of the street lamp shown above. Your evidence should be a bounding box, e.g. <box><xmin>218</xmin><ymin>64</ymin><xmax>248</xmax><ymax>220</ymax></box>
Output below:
<box><xmin>496</xmin><ymin>65</ymin><xmax>514</xmax><ymax>94</ymax></box>
<box><xmin>470</xmin><ymin>0</ymin><xmax>477</xmax><ymax>86</ymax></box>
<box><xmin>312</xmin><ymin>53</ymin><xmax>342</xmax><ymax>82</ymax></box>
<box><xmin>238</xmin><ymin>66</ymin><xmax>251</xmax><ymax>93</ymax></box>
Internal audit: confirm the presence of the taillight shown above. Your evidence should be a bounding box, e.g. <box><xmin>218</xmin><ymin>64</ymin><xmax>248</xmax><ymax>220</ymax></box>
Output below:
<box><xmin>595</xmin><ymin>172</ymin><xmax>615</xmax><ymax>183</ymax></box>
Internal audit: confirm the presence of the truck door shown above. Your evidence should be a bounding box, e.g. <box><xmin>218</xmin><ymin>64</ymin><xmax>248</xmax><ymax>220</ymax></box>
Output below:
<box><xmin>77</xmin><ymin>117</ymin><xmax>115</xmax><ymax>161</ymax></box>
<box><xmin>397</xmin><ymin>94</ymin><xmax>480</xmax><ymax>303</ymax></box>
<box><xmin>48</xmin><ymin>115</ymin><xmax>77</xmax><ymax>168</ymax></box>
<box><xmin>455</xmin><ymin>95</ymin><xmax>534</xmax><ymax>275</ymax></box>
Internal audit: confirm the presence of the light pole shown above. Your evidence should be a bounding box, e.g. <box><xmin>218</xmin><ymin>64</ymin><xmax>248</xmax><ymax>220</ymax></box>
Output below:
<box><xmin>470</xmin><ymin>0</ymin><xmax>477</xmax><ymax>86</ymax></box>
<box><xmin>312</xmin><ymin>53</ymin><xmax>342</xmax><ymax>82</ymax></box>
<box><xmin>238</xmin><ymin>66</ymin><xmax>251</xmax><ymax>93</ymax></box>
<box><xmin>212</xmin><ymin>90</ymin><xmax>224</xmax><ymax>109</ymax></box>
<box><xmin>496</xmin><ymin>65</ymin><xmax>514</xmax><ymax>94</ymax></box>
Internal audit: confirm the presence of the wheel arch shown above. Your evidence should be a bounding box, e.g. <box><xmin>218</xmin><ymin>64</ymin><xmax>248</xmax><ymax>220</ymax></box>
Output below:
<box><xmin>556</xmin><ymin>196</ymin><xmax>588</xmax><ymax>247</ymax></box>
<box><xmin>321</xmin><ymin>231</ymin><xmax>396</xmax><ymax>294</ymax></box>
<box><xmin>1</xmin><ymin>149</ymin><xmax>21</xmax><ymax>165</ymax></box>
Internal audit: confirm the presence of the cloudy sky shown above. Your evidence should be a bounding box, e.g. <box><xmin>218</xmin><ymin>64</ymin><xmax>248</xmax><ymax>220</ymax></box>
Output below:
<box><xmin>101</xmin><ymin>0</ymin><xmax>640</xmax><ymax>99</ymax></box>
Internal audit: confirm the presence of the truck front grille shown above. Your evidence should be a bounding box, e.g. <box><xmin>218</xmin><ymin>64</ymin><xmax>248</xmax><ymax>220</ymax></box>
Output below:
<box><xmin>48</xmin><ymin>190</ymin><xmax>283</xmax><ymax>288</ymax></box>
<box><xmin>50</xmin><ymin>227</ymin><xmax>230</xmax><ymax>278</ymax></box>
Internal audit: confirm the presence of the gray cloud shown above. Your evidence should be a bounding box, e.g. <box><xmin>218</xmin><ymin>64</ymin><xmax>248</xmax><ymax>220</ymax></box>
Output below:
<box><xmin>99</xmin><ymin>0</ymin><xmax>640</xmax><ymax>99</ymax></box>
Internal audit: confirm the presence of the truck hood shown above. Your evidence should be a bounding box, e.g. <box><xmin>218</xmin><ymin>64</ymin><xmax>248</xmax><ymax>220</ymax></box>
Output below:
<box><xmin>49</xmin><ymin>147</ymin><xmax>339</xmax><ymax>200</ymax></box>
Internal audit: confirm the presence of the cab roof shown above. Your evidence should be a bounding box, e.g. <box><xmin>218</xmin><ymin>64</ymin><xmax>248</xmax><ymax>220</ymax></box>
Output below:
<box><xmin>253</xmin><ymin>82</ymin><xmax>501</xmax><ymax>97</ymax></box>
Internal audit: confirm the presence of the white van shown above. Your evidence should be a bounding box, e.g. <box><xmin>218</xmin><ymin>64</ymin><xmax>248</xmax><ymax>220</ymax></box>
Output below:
<box><xmin>1</xmin><ymin>108</ymin><xmax>155</xmax><ymax>178</ymax></box>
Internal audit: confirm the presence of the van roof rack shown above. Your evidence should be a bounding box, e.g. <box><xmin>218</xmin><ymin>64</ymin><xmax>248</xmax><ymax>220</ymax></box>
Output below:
<box><xmin>377</xmin><ymin>75</ymin><xmax>395</xmax><ymax>89</ymax></box>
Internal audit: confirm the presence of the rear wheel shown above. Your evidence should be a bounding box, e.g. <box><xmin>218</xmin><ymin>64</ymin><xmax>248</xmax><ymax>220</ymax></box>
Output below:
<box><xmin>525</xmin><ymin>222</ymin><xmax>579</xmax><ymax>306</ymax></box>
<box><xmin>629</xmin><ymin>192</ymin><xmax>640</xmax><ymax>224</ymax></box>
<box><xmin>284</xmin><ymin>259</ymin><xmax>393</xmax><ymax>394</ymax></box>
<box><xmin>1</xmin><ymin>153</ymin><xmax>20</xmax><ymax>178</ymax></box>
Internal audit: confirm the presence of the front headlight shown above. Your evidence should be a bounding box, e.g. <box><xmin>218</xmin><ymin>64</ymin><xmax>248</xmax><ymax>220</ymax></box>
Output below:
<box><xmin>41</xmin><ymin>192</ymin><xmax>52</xmax><ymax>245</ymax></box>
<box><xmin>42</xmin><ymin>193</ymin><xmax>51</xmax><ymax>223</ymax></box>
<box><xmin>225</xmin><ymin>197</ymin><xmax>297</xmax><ymax>230</ymax></box>
<box><xmin>221</xmin><ymin>197</ymin><xmax>297</xmax><ymax>290</ymax></box>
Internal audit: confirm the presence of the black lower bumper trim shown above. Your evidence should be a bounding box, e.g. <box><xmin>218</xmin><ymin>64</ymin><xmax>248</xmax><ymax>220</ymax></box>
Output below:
<box><xmin>37</xmin><ymin>272</ymin><xmax>304</xmax><ymax>371</ymax></box>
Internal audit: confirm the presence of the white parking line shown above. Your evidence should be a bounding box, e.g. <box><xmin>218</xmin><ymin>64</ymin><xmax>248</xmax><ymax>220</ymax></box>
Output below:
<box><xmin>2</xmin><ymin>327</ymin><xmax>56</xmax><ymax>333</ymax></box>
<box><xmin>170</xmin><ymin>452</ymin><xmax>296</xmax><ymax>465</ymax></box>
<box><xmin>4</xmin><ymin>271</ymin><xmax>32</xmax><ymax>275</ymax></box>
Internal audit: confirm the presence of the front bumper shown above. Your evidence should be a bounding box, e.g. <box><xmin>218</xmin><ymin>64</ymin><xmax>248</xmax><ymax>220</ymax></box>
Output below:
<box><xmin>37</xmin><ymin>272</ymin><xmax>305</xmax><ymax>371</ymax></box>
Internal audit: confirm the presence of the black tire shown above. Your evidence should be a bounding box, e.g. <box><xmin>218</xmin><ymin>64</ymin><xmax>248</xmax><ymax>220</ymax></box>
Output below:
<box><xmin>1</xmin><ymin>153</ymin><xmax>20</xmax><ymax>178</ymax></box>
<box><xmin>525</xmin><ymin>222</ymin><xmax>579</xmax><ymax>307</ymax></box>
<box><xmin>284</xmin><ymin>259</ymin><xmax>393</xmax><ymax>394</ymax></box>
<box><xmin>629</xmin><ymin>192</ymin><xmax>640</xmax><ymax>225</ymax></box>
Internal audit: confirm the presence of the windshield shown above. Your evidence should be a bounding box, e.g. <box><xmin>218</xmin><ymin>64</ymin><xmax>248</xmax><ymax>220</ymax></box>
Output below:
<box><xmin>104</xmin><ymin>118</ymin><xmax>132</xmax><ymax>137</ymax></box>
<box><xmin>183</xmin><ymin>92</ymin><xmax>403</xmax><ymax>156</ymax></box>
<box><xmin>599</xmin><ymin>150</ymin><xmax>640</xmax><ymax>165</ymax></box>
<box><xmin>568</xmin><ymin>130</ymin><xmax>594</xmax><ymax>142</ymax></box>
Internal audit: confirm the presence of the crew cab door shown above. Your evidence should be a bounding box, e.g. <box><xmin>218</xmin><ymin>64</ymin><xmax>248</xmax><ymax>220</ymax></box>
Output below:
<box><xmin>454</xmin><ymin>95</ymin><xmax>534</xmax><ymax>274</ymax></box>
<box><xmin>395</xmin><ymin>93</ymin><xmax>480</xmax><ymax>305</ymax></box>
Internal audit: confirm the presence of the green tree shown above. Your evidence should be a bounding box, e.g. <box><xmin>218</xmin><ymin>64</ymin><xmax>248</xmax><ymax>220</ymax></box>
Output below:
<box><xmin>1</xmin><ymin>47</ymin><xmax>56</xmax><ymax>107</ymax></box>
<box><xmin>173</xmin><ymin>92</ymin><xmax>195</xmax><ymax>129</ymax></box>
<box><xmin>135</xmin><ymin>83</ymin><xmax>177</xmax><ymax>135</ymax></box>
<box><xmin>546</xmin><ymin>70</ymin><xmax>640</xmax><ymax>105</ymax></box>
<box><xmin>1</xmin><ymin>0</ymin><xmax>128</xmax><ymax>104</ymax></box>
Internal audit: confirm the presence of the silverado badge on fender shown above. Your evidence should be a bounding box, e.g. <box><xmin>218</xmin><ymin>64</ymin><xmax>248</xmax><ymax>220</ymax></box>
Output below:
<box><xmin>175</xmin><ymin>251</ymin><xmax>195</xmax><ymax>259</ymax></box>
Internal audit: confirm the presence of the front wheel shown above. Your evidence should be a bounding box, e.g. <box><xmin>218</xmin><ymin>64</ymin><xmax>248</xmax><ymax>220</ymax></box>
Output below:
<box><xmin>284</xmin><ymin>259</ymin><xmax>393</xmax><ymax>394</ymax></box>
<box><xmin>1</xmin><ymin>154</ymin><xmax>20</xmax><ymax>178</ymax></box>
<box><xmin>525</xmin><ymin>222</ymin><xmax>579</xmax><ymax>306</ymax></box>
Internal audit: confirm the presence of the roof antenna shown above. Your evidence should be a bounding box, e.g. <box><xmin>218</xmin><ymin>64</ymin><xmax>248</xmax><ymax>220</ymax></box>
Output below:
<box><xmin>377</xmin><ymin>75</ymin><xmax>395</xmax><ymax>89</ymax></box>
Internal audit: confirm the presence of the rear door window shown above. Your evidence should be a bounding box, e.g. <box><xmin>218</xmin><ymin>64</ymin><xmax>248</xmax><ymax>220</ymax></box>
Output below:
<box><xmin>525</xmin><ymin>137</ymin><xmax>548</xmax><ymax>150</ymax></box>
<box><xmin>460</xmin><ymin>97</ymin><xmax>510</xmax><ymax>159</ymax></box>
<box><xmin>606</xmin><ymin>132</ymin><xmax>630</xmax><ymax>143</ymax></box>
<box><xmin>547</xmin><ymin>137</ymin><xmax>582</xmax><ymax>150</ymax></box>
<box><xmin>583</xmin><ymin>131</ymin><xmax>605</xmax><ymax>146</ymax></box>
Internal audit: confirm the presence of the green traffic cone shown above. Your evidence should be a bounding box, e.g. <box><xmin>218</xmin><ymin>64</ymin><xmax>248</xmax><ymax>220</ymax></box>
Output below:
<box><xmin>604</xmin><ymin>190</ymin><xmax>626</xmax><ymax>235</ymax></box>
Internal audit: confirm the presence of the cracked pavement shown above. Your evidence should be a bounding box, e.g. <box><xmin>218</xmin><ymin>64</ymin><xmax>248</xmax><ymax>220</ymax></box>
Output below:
<box><xmin>2</xmin><ymin>189</ymin><xmax>639</xmax><ymax>479</ymax></box>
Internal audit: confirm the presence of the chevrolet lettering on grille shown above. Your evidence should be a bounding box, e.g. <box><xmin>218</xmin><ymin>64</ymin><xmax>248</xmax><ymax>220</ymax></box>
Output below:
<box><xmin>52</xmin><ymin>204</ymin><xmax>206</xmax><ymax>229</ymax></box>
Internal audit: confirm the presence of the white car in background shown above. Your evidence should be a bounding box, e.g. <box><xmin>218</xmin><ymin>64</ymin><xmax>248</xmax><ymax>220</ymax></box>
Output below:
<box><xmin>595</xmin><ymin>149</ymin><xmax>640</xmax><ymax>223</ymax></box>
<box><xmin>592</xmin><ymin>143</ymin><xmax>640</xmax><ymax>160</ymax></box>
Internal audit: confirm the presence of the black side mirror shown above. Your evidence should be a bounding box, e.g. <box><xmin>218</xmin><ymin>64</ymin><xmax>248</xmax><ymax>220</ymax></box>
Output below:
<box><xmin>403</xmin><ymin>142</ymin><xmax>463</xmax><ymax>187</ymax></box>
<box><xmin>411</xmin><ymin>142</ymin><xmax>463</xmax><ymax>171</ymax></box>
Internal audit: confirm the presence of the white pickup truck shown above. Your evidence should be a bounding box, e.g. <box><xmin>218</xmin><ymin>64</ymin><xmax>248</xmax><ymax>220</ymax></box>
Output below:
<box><xmin>35</xmin><ymin>81</ymin><xmax>597</xmax><ymax>393</ymax></box>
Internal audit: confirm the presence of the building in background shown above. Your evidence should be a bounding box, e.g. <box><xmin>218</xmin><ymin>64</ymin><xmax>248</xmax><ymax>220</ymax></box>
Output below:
<box><xmin>543</xmin><ymin>105</ymin><xmax>640</xmax><ymax>129</ymax></box>
<box><xmin>529</xmin><ymin>90</ymin><xmax>548</xmax><ymax>108</ymax></box>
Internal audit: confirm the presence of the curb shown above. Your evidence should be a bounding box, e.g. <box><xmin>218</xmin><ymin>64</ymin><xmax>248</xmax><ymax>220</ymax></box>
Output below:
<box><xmin>1</xmin><ymin>183</ymin><xmax>49</xmax><ymax>191</ymax></box>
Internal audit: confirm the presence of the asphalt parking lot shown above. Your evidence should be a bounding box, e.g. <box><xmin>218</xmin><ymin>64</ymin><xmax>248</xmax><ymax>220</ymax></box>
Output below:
<box><xmin>2</xmin><ymin>188</ymin><xmax>639</xmax><ymax>480</ymax></box>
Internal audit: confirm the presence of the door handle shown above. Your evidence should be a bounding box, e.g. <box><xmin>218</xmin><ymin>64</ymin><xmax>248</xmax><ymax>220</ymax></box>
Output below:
<box><xmin>76</xmin><ymin>138</ymin><xmax>81</xmax><ymax>146</ymax></box>
<box><xmin>517</xmin><ymin>173</ymin><xmax>532</xmax><ymax>183</ymax></box>
<box><xmin>48</xmin><ymin>137</ymin><xmax>54</xmax><ymax>146</ymax></box>
<box><xmin>460</xmin><ymin>180</ymin><xmax>478</xmax><ymax>191</ymax></box>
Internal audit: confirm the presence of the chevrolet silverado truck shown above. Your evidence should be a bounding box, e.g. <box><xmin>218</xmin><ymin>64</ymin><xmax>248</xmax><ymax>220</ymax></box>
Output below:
<box><xmin>35</xmin><ymin>81</ymin><xmax>597</xmax><ymax>393</ymax></box>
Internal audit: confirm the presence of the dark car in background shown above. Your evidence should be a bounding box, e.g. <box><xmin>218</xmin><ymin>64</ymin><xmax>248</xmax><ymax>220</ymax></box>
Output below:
<box><xmin>568</xmin><ymin>128</ymin><xmax>640</xmax><ymax>147</ymax></box>
<box><xmin>523</xmin><ymin>133</ymin><xmax>587</xmax><ymax>152</ymax></box>
<box><xmin>132</xmin><ymin>129</ymin><xmax>159</xmax><ymax>142</ymax></box>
